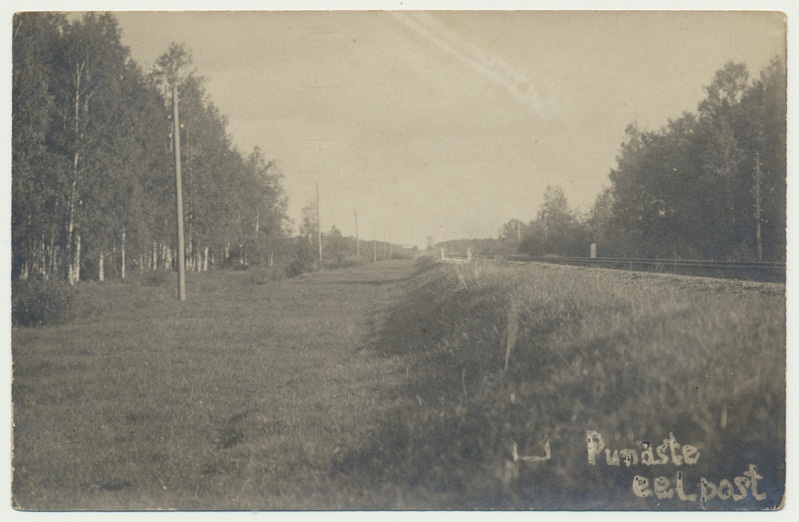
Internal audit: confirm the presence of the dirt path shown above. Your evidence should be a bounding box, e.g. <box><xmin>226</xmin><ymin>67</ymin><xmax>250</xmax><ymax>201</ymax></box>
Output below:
<box><xmin>12</xmin><ymin>259</ymin><xmax>421</xmax><ymax>509</ymax></box>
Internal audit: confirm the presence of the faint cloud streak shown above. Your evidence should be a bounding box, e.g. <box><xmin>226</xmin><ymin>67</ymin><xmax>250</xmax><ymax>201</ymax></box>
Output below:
<box><xmin>391</xmin><ymin>11</ymin><xmax>544</xmax><ymax>115</ymax></box>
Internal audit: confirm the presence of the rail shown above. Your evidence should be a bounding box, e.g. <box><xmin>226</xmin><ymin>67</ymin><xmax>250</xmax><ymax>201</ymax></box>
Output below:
<box><xmin>441</xmin><ymin>253</ymin><xmax>785</xmax><ymax>283</ymax></box>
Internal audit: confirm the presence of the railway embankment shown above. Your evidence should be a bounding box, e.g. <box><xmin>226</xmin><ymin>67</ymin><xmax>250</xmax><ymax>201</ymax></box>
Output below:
<box><xmin>336</xmin><ymin>258</ymin><xmax>785</xmax><ymax>509</ymax></box>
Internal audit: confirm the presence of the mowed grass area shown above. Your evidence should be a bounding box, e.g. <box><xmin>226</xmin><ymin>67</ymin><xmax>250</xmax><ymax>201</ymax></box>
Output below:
<box><xmin>12</xmin><ymin>258</ymin><xmax>785</xmax><ymax>510</ymax></box>
<box><xmin>12</xmin><ymin>259</ymin><xmax>422</xmax><ymax>510</ymax></box>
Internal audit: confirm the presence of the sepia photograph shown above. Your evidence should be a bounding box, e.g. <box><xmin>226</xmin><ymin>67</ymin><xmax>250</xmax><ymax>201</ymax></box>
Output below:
<box><xmin>6</xmin><ymin>0</ymin><xmax>792</xmax><ymax>513</ymax></box>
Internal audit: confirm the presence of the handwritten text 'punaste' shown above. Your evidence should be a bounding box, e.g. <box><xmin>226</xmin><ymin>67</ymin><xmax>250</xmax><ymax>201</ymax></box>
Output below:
<box><xmin>586</xmin><ymin>430</ymin><xmax>767</xmax><ymax>509</ymax></box>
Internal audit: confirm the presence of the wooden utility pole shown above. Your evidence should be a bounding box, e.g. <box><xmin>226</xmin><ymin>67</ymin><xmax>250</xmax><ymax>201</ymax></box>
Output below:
<box><xmin>354</xmin><ymin>210</ymin><xmax>360</xmax><ymax>257</ymax></box>
<box><xmin>316</xmin><ymin>182</ymin><xmax>323</xmax><ymax>270</ymax></box>
<box><xmin>388</xmin><ymin>219</ymin><xmax>393</xmax><ymax>258</ymax></box>
<box><xmin>172</xmin><ymin>85</ymin><xmax>187</xmax><ymax>301</ymax></box>
<box><xmin>372</xmin><ymin>221</ymin><xmax>377</xmax><ymax>262</ymax></box>
<box><xmin>755</xmin><ymin>152</ymin><xmax>763</xmax><ymax>262</ymax></box>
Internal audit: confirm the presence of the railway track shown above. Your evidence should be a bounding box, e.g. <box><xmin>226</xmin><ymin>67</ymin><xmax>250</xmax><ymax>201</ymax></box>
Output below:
<box><xmin>442</xmin><ymin>254</ymin><xmax>786</xmax><ymax>283</ymax></box>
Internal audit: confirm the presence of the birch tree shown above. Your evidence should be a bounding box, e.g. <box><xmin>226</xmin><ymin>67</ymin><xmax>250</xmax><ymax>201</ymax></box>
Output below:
<box><xmin>11</xmin><ymin>13</ymin><xmax>66</xmax><ymax>280</ymax></box>
<box><xmin>47</xmin><ymin>13</ymin><xmax>130</xmax><ymax>283</ymax></box>
<box><xmin>13</xmin><ymin>18</ymin><xmax>292</xmax><ymax>281</ymax></box>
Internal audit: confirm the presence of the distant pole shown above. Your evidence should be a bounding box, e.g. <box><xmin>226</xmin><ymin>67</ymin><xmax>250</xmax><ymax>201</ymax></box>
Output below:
<box><xmin>372</xmin><ymin>221</ymin><xmax>377</xmax><ymax>262</ymax></box>
<box><xmin>316</xmin><ymin>182</ymin><xmax>323</xmax><ymax>270</ymax></box>
<box><xmin>172</xmin><ymin>85</ymin><xmax>186</xmax><ymax>301</ymax></box>
<box><xmin>389</xmin><ymin>219</ymin><xmax>393</xmax><ymax>258</ymax></box>
<box><xmin>354</xmin><ymin>210</ymin><xmax>360</xmax><ymax>257</ymax></box>
<box><xmin>516</xmin><ymin>221</ymin><xmax>521</xmax><ymax>242</ymax></box>
<box><xmin>754</xmin><ymin>152</ymin><xmax>763</xmax><ymax>261</ymax></box>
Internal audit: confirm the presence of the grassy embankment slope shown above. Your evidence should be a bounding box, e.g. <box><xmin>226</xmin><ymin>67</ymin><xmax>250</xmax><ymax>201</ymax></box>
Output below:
<box><xmin>335</xmin><ymin>259</ymin><xmax>785</xmax><ymax>510</ymax></box>
<box><xmin>12</xmin><ymin>258</ymin><xmax>785</xmax><ymax>510</ymax></box>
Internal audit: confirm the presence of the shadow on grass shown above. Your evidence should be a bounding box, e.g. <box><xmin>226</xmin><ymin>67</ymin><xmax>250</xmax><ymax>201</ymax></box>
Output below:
<box><xmin>329</xmin><ymin>264</ymin><xmax>515</xmax><ymax>509</ymax></box>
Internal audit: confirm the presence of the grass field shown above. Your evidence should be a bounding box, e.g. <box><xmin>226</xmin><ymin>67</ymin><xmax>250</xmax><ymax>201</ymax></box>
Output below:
<box><xmin>12</xmin><ymin>260</ymin><xmax>423</xmax><ymax>509</ymax></box>
<box><xmin>11</xmin><ymin>258</ymin><xmax>785</xmax><ymax>510</ymax></box>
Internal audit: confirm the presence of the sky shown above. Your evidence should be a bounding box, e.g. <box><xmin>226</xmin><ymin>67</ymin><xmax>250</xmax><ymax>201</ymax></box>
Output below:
<box><xmin>5</xmin><ymin>3</ymin><xmax>790</xmax><ymax>249</ymax></box>
<box><xmin>51</xmin><ymin>9</ymin><xmax>782</xmax><ymax>247</ymax></box>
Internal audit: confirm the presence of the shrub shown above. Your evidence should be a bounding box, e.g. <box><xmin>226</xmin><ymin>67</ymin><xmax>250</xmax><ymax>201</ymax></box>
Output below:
<box><xmin>250</xmin><ymin>265</ymin><xmax>286</xmax><ymax>284</ymax></box>
<box><xmin>141</xmin><ymin>271</ymin><xmax>169</xmax><ymax>287</ymax></box>
<box><xmin>323</xmin><ymin>255</ymin><xmax>365</xmax><ymax>270</ymax></box>
<box><xmin>12</xmin><ymin>279</ymin><xmax>77</xmax><ymax>327</ymax></box>
<box><xmin>391</xmin><ymin>250</ymin><xmax>414</xmax><ymax>260</ymax></box>
<box><xmin>286</xmin><ymin>240</ymin><xmax>316</xmax><ymax>278</ymax></box>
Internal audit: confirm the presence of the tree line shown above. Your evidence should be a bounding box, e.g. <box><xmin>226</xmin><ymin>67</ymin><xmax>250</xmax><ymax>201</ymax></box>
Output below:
<box><xmin>494</xmin><ymin>59</ymin><xmax>786</xmax><ymax>263</ymax></box>
<box><xmin>287</xmin><ymin>201</ymin><xmax>413</xmax><ymax>276</ymax></box>
<box><xmin>15</xmin><ymin>14</ymin><xmax>784</xmax><ymax>283</ymax></box>
<box><xmin>12</xmin><ymin>12</ymin><xmax>291</xmax><ymax>284</ymax></box>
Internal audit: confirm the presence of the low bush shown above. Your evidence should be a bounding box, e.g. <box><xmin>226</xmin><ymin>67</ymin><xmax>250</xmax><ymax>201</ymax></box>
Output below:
<box><xmin>323</xmin><ymin>255</ymin><xmax>365</xmax><ymax>270</ymax></box>
<box><xmin>140</xmin><ymin>270</ymin><xmax>169</xmax><ymax>287</ymax></box>
<box><xmin>391</xmin><ymin>250</ymin><xmax>415</xmax><ymax>260</ymax></box>
<box><xmin>12</xmin><ymin>279</ymin><xmax>78</xmax><ymax>327</ymax></box>
<box><xmin>285</xmin><ymin>240</ymin><xmax>317</xmax><ymax>278</ymax></box>
<box><xmin>250</xmin><ymin>265</ymin><xmax>287</xmax><ymax>284</ymax></box>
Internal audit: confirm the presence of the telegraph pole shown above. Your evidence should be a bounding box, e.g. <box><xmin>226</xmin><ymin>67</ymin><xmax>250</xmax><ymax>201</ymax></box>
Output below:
<box><xmin>172</xmin><ymin>85</ymin><xmax>186</xmax><ymax>301</ymax></box>
<box><xmin>389</xmin><ymin>218</ymin><xmax>394</xmax><ymax>258</ymax></box>
<box><xmin>354</xmin><ymin>210</ymin><xmax>360</xmax><ymax>257</ymax></box>
<box><xmin>316</xmin><ymin>182</ymin><xmax>323</xmax><ymax>270</ymax></box>
<box><xmin>754</xmin><ymin>152</ymin><xmax>763</xmax><ymax>262</ymax></box>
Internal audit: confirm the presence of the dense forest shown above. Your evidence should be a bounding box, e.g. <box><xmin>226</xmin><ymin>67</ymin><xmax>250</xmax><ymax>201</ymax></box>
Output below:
<box><xmin>12</xmin><ymin>12</ymin><xmax>295</xmax><ymax>283</ymax></box>
<box><xmin>11</xmin><ymin>12</ymin><xmax>412</xmax><ymax>285</ymax></box>
<box><xmin>489</xmin><ymin>59</ymin><xmax>786</xmax><ymax>263</ymax></box>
